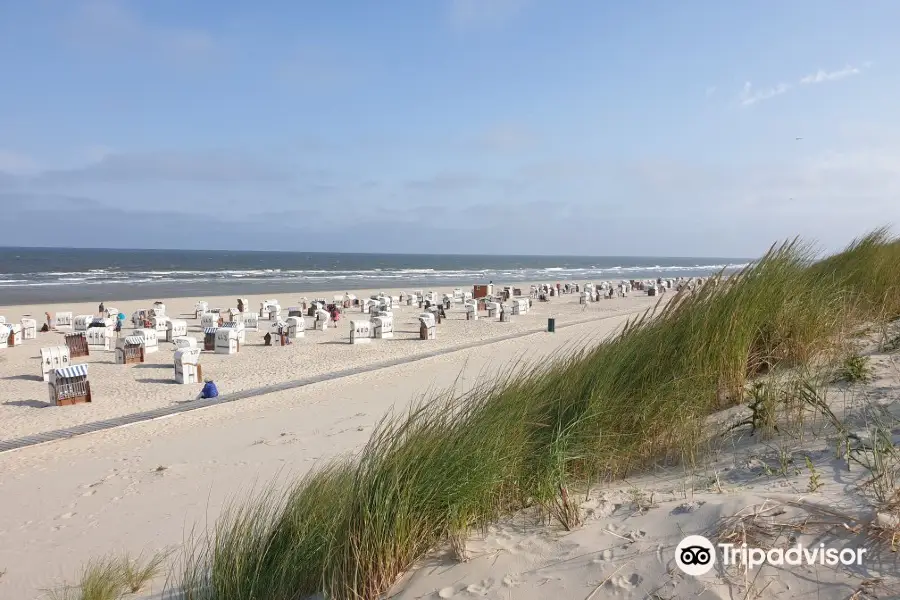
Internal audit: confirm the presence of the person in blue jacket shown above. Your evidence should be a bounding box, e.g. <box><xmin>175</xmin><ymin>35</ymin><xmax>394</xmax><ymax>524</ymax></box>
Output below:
<box><xmin>197</xmin><ymin>378</ymin><xmax>219</xmax><ymax>400</ymax></box>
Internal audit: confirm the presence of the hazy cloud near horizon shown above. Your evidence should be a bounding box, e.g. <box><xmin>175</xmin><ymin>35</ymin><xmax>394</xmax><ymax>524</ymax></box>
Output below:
<box><xmin>2</xmin><ymin>144</ymin><xmax>896</xmax><ymax>257</ymax></box>
<box><xmin>2</xmin><ymin>1</ymin><xmax>899</xmax><ymax>257</ymax></box>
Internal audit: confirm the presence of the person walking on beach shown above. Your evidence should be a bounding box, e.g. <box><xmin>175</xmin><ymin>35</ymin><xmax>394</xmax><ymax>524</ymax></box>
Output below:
<box><xmin>98</xmin><ymin>302</ymin><xmax>105</xmax><ymax>317</ymax></box>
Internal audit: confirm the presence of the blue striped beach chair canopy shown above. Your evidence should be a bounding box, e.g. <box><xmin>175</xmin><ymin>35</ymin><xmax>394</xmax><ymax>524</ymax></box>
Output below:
<box><xmin>55</xmin><ymin>364</ymin><xmax>88</xmax><ymax>378</ymax></box>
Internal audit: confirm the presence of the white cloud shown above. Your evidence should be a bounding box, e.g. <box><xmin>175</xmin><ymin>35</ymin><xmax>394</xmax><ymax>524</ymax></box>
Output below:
<box><xmin>737</xmin><ymin>63</ymin><xmax>868</xmax><ymax>108</ymax></box>
<box><xmin>447</xmin><ymin>0</ymin><xmax>530</xmax><ymax>28</ymax></box>
<box><xmin>739</xmin><ymin>81</ymin><xmax>791</xmax><ymax>106</ymax></box>
<box><xmin>800</xmin><ymin>65</ymin><xmax>861</xmax><ymax>85</ymax></box>
<box><xmin>5</xmin><ymin>138</ymin><xmax>899</xmax><ymax>256</ymax></box>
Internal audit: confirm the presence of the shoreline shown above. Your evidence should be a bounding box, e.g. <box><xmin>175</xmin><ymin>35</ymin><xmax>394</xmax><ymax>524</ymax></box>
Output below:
<box><xmin>0</xmin><ymin>274</ymin><xmax>710</xmax><ymax>307</ymax></box>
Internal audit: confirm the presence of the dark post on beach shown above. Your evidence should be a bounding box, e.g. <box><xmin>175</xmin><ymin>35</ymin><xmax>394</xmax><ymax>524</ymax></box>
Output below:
<box><xmin>547</xmin><ymin>317</ymin><xmax>556</xmax><ymax>333</ymax></box>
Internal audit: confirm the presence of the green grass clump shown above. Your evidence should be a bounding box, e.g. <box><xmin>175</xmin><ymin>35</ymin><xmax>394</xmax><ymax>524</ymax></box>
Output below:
<box><xmin>46</xmin><ymin>558</ymin><xmax>123</xmax><ymax>600</ymax></box>
<box><xmin>47</xmin><ymin>552</ymin><xmax>168</xmax><ymax>600</ymax></box>
<box><xmin>839</xmin><ymin>353</ymin><xmax>875</xmax><ymax>383</ymax></box>
<box><xmin>121</xmin><ymin>551</ymin><xmax>169</xmax><ymax>594</ymax></box>
<box><xmin>150</xmin><ymin>227</ymin><xmax>900</xmax><ymax>600</ymax></box>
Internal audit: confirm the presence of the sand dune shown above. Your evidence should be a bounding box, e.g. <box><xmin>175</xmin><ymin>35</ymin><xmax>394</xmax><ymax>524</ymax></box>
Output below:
<box><xmin>391</xmin><ymin>345</ymin><xmax>900</xmax><ymax>600</ymax></box>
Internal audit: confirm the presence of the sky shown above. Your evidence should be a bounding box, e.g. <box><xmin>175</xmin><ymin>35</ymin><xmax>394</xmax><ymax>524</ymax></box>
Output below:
<box><xmin>1</xmin><ymin>0</ymin><xmax>899</xmax><ymax>258</ymax></box>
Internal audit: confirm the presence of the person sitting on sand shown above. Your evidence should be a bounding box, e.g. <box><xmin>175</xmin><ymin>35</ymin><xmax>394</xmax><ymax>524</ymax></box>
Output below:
<box><xmin>197</xmin><ymin>379</ymin><xmax>219</xmax><ymax>400</ymax></box>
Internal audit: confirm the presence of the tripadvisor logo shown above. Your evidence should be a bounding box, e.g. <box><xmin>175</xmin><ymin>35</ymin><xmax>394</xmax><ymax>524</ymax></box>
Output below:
<box><xmin>675</xmin><ymin>535</ymin><xmax>716</xmax><ymax>576</ymax></box>
<box><xmin>675</xmin><ymin>535</ymin><xmax>867</xmax><ymax>575</ymax></box>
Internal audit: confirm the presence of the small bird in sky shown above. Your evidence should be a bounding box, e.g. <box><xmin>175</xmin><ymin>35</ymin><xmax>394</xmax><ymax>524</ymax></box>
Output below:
<box><xmin>795</xmin><ymin>137</ymin><xmax>803</xmax><ymax>140</ymax></box>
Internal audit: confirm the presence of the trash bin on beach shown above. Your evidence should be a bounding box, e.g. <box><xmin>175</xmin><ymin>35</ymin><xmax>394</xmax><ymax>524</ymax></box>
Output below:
<box><xmin>548</xmin><ymin>318</ymin><xmax>556</xmax><ymax>333</ymax></box>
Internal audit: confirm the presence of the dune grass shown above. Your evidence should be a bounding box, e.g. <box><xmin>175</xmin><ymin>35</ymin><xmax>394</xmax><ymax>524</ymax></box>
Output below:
<box><xmin>45</xmin><ymin>552</ymin><xmax>167</xmax><ymax>600</ymax></box>
<box><xmin>159</xmin><ymin>229</ymin><xmax>900</xmax><ymax>600</ymax></box>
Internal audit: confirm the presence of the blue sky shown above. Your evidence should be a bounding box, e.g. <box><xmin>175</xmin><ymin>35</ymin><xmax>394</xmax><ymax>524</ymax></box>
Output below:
<box><xmin>1</xmin><ymin>0</ymin><xmax>898</xmax><ymax>257</ymax></box>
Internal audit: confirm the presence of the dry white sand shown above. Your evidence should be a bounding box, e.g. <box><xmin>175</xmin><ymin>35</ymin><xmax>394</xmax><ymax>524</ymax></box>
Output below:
<box><xmin>0</xmin><ymin>297</ymin><xmax>651</xmax><ymax>599</ymax></box>
<box><xmin>0</xmin><ymin>285</ymin><xmax>659</xmax><ymax>440</ymax></box>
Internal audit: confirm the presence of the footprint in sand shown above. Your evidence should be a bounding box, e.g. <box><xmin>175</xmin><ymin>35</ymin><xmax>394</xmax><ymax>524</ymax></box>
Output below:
<box><xmin>489</xmin><ymin>532</ymin><xmax>516</xmax><ymax>552</ymax></box>
<box><xmin>494</xmin><ymin>529</ymin><xmax>514</xmax><ymax>541</ymax></box>
<box><xmin>81</xmin><ymin>489</ymin><xmax>97</xmax><ymax>497</ymax></box>
<box><xmin>501</xmin><ymin>574</ymin><xmax>522</xmax><ymax>587</ymax></box>
<box><xmin>464</xmin><ymin>583</ymin><xmax>488</xmax><ymax>595</ymax></box>
<box><xmin>671</xmin><ymin>501</ymin><xmax>705</xmax><ymax>515</ymax></box>
<box><xmin>582</xmin><ymin>498</ymin><xmax>618</xmax><ymax>519</ymax></box>
<box><xmin>605</xmin><ymin>524</ymin><xmax>646</xmax><ymax>542</ymax></box>
<box><xmin>59</xmin><ymin>512</ymin><xmax>76</xmax><ymax>520</ymax></box>
<box><xmin>610</xmin><ymin>573</ymin><xmax>643</xmax><ymax>590</ymax></box>
<box><xmin>591</xmin><ymin>548</ymin><xmax>615</xmax><ymax>563</ymax></box>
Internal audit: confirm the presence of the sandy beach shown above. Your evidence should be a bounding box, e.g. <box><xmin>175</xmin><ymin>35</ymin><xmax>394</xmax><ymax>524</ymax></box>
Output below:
<box><xmin>2</xmin><ymin>256</ymin><xmax>898</xmax><ymax>600</ymax></box>
<box><xmin>0</xmin><ymin>285</ymin><xmax>660</xmax><ymax>441</ymax></box>
<box><xmin>0</xmin><ymin>295</ymin><xmax>651</xmax><ymax>599</ymax></box>
<box><xmin>1</xmin><ymin>291</ymin><xmax>898</xmax><ymax>600</ymax></box>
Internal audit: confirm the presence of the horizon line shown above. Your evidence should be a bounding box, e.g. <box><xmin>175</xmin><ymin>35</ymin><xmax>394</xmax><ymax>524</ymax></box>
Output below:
<box><xmin>0</xmin><ymin>245</ymin><xmax>757</xmax><ymax>262</ymax></box>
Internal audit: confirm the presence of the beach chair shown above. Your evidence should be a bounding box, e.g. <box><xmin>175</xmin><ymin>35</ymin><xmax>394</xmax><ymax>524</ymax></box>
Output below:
<box><xmin>115</xmin><ymin>336</ymin><xmax>145</xmax><ymax>364</ymax></box>
<box><xmin>48</xmin><ymin>364</ymin><xmax>92</xmax><ymax>406</ymax></box>
<box><xmin>65</xmin><ymin>332</ymin><xmax>90</xmax><ymax>358</ymax></box>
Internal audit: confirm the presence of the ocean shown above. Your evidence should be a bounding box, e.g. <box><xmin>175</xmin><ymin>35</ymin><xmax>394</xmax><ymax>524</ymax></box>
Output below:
<box><xmin>0</xmin><ymin>247</ymin><xmax>750</xmax><ymax>305</ymax></box>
